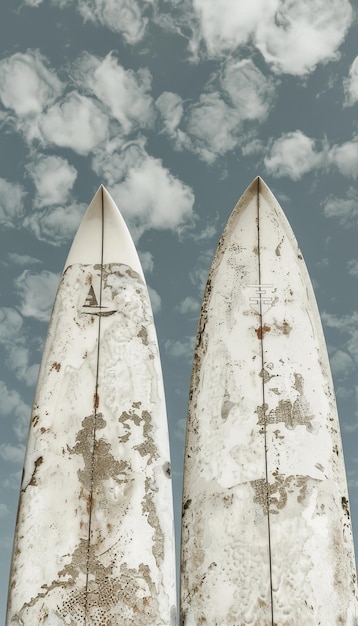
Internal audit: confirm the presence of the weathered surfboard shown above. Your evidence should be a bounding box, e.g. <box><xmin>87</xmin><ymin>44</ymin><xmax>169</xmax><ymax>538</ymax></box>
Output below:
<box><xmin>180</xmin><ymin>177</ymin><xmax>357</xmax><ymax>625</ymax></box>
<box><xmin>7</xmin><ymin>186</ymin><xmax>176</xmax><ymax>625</ymax></box>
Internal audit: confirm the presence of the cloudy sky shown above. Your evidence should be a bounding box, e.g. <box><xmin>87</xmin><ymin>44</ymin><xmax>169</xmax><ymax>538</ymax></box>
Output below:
<box><xmin>0</xmin><ymin>0</ymin><xmax>357</xmax><ymax>618</ymax></box>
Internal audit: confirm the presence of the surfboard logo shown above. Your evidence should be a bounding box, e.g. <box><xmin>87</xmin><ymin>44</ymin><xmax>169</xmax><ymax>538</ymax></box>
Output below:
<box><xmin>81</xmin><ymin>284</ymin><xmax>116</xmax><ymax>317</ymax></box>
<box><xmin>247</xmin><ymin>284</ymin><xmax>275</xmax><ymax>315</ymax></box>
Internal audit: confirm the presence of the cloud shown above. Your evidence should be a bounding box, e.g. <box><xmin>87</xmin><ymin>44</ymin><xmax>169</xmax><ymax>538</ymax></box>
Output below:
<box><xmin>39</xmin><ymin>93</ymin><xmax>109</xmax><ymax>155</ymax></box>
<box><xmin>27</xmin><ymin>155</ymin><xmax>77</xmax><ymax>208</ymax></box>
<box><xmin>139</xmin><ymin>251</ymin><xmax>154</xmax><ymax>273</ymax></box>
<box><xmin>322</xmin><ymin>187</ymin><xmax>358</xmax><ymax>227</ymax></box>
<box><xmin>148</xmin><ymin>286</ymin><xmax>161</xmax><ymax>314</ymax></box>
<box><xmin>254</xmin><ymin>0</ymin><xmax>352</xmax><ymax>75</ymax></box>
<box><xmin>0</xmin><ymin>178</ymin><xmax>26</xmax><ymax>227</ymax></box>
<box><xmin>328</xmin><ymin>139</ymin><xmax>358</xmax><ymax>179</ymax></box>
<box><xmin>191</xmin><ymin>0</ymin><xmax>352</xmax><ymax>75</ymax></box>
<box><xmin>8</xmin><ymin>253</ymin><xmax>42</xmax><ymax>267</ymax></box>
<box><xmin>0</xmin><ymin>443</ymin><xmax>25</xmax><ymax>464</ymax></box>
<box><xmin>164</xmin><ymin>336</ymin><xmax>196</xmax><ymax>360</ymax></box>
<box><xmin>156</xmin><ymin>91</ymin><xmax>184</xmax><ymax>136</ymax></box>
<box><xmin>110</xmin><ymin>152</ymin><xmax>195</xmax><ymax>241</ymax></box>
<box><xmin>157</xmin><ymin>60</ymin><xmax>274</xmax><ymax>163</ymax></box>
<box><xmin>0</xmin><ymin>308</ymin><xmax>40</xmax><ymax>388</ymax></box>
<box><xmin>177</xmin><ymin>296</ymin><xmax>201</xmax><ymax>315</ymax></box>
<box><xmin>14</xmin><ymin>270</ymin><xmax>59</xmax><ymax>322</ymax></box>
<box><xmin>264</xmin><ymin>131</ymin><xmax>324</xmax><ymax>179</ymax></box>
<box><xmin>0</xmin><ymin>49</ymin><xmax>63</xmax><ymax>117</ymax></box>
<box><xmin>73</xmin><ymin>53</ymin><xmax>154</xmax><ymax>134</ymax></box>
<box><xmin>24</xmin><ymin>202</ymin><xmax>86</xmax><ymax>246</ymax></box>
<box><xmin>77</xmin><ymin>0</ymin><xmax>148</xmax><ymax>43</ymax></box>
<box><xmin>344</xmin><ymin>56</ymin><xmax>358</xmax><ymax>106</ymax></box>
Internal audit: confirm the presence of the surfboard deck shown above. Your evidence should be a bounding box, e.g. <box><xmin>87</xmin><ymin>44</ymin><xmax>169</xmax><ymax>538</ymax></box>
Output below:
<box><xmin>180</xmin><ymin>177</ymin><xmax>357</xmax><ymax>625</ymax></box>
<box><xmin>6</xmin><ymin>186</ymin><xmax>176</xmax><ymax>625</ymax></box>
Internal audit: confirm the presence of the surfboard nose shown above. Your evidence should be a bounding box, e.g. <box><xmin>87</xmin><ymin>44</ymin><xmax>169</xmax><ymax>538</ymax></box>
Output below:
<box><xmin>64</xmin><ymin>185</ymin><xmax>145</xmax><ymax>280</ymax></box>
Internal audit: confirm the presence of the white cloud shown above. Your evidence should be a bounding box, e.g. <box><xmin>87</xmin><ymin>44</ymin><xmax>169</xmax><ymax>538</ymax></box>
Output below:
<box><xmin>74</xmin><ymin>53</ymin><xmax>154</xmax><ymax>134</ymax></box>
<box><xmin>8</xmin><ymin>253</ymin><xmax>42</xmax><ymax>267</ymax></box>
<box><xmin>330</xmin><ymin>350</ymin><xmax>355</xmax><ymax>379</ymax></box>
<box><xmin>0</xmin><ymin>50</ymin><xmax>63</xmax><ymax>116</ymax></box>
<box><xmin>0</xmin><ymin>443</ymin><xmax>25</xmax><ymax>464</ymax></box>
<box><xmin>328</xmin><ymin>139</ymin><xmax>358</xmax><ymax>178</ymax></box>
<box><xmin>24</xmin><ymin>202</ymin><xmax>86</xmax><ymax>246</ymax></box>
<box><xmin>0</xmin><ymin>309</ymin><xmax>40</xmax><ymax>389</ymax></box>
<box><xmin>264</xmin><ymin>131</ymin><xmax>324</xmax><ymax>179</ymax></box>
<box><xmin>0</xmin><ymin>308</ymin><xmax>24</xmax><ymax>345</ymax></box>
<box><xmin>14</xmin><ymin>270</ymin><xmax>59</xmax><ymax>322</ymax></box>
<box><xmin>221</xmin><ymin>59</ymin><xmax>274</xmax><ymax>120</ymax></box>
<box><xmin>39</xmin><ymin>93</ymin><xmax>109</xmax><ymax>155</ymax></box>
<box><xmin>111</xmin><ymin>153</ymin><xmax>195</xmax><ymax>241</ymax></box>
<box><xmin>344</xmin><ymin>56</ymin><xmax>358</xmax><ymax>106</ymax></box>
<box><xmin>139</xmin><ymin>251</ymin><xmax>154</xmax><ymax>273</ymax></box>
<box><xmin>92</xmin><ymin>138</ymin><xmax>143</xmax><ymax>185</ymax></box>
<box><xmin>157</xmin><ymin>61</ymin><xmax>274</xmax><ymax>163</ymax></box>
<box><xmin>164</xmin><ymin>335</ymin><xmax>195</xmax><ymax>360</ymax></box>
<box><xmin>191</xmin><ymin>0</ymin><xmax>352</xmax><ymax>75</ymax></box>
<box><xmin>255</xmin><ymin>0</ymin><xmax>352</xmax><ymax>75</ymax></box>
<box><xmin>78</xmin><ymin>0</ymin><xmax>148</xmax><ymax>44</ymax></box>
<box><xmin>185</xmin><ymin>92</ymin><xmax>239</xmax><ymax>163</ymax></box>
<box><xmin>177</xmin><ymin>296</ymin><xmax>201</xmax><ymax>315</ymax></box>
<box><xmin>27</xmin><ymin>155</ymin><xmax>78</xmax><ymax>208</ymax></box>
<box><xmin>0</xmin><ymin>178</ymin><xmax>26</xmax><ymax>227</ymax></box>
<box><xmin>156</xmin><ymin>91</ymin><xmax>184</xmax><ymax>135</ymax></box>
<box><xmin>148</xmin><ymin>286</ymin><xmax>162</xmax><ymax>314</ymax></box>
<box><xmin>323</xmin><ymin>187</ymin><xmax>358</xmax><ymax>227</ymax></box>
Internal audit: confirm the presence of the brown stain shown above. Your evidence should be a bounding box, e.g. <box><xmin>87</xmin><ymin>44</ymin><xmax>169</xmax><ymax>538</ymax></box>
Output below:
<box><xmin>251</xmin><ymin>474</ymin><xmax>311</xmax><ymax>515</ymax></box>
<box><xmin>274</xmin><ymin>320</ymin><xmax>292</xmax><ymax>335</ymax></box>
<box><xmin>50</xmin><ymin>361</ymin><xmax>61</xmax><ymax>372</ymax></box>
<box><xmin>255</xmin><ymin>324</ymin><xmax>271</xmax><ymax>339</ymax></box>
<box><xmin>23</xmin><ymin>456</ymin><xmax>43</xmax><ymax>491</ymax></box>
<box><xmin>256</xmin><ymin>373</ymin><xmax>314</xmax><ymax>431</ymax></box>
<box><xmin>137</xmin><ymin>325</ymin><xmax>149</xmax><ymax>346</ymax></box>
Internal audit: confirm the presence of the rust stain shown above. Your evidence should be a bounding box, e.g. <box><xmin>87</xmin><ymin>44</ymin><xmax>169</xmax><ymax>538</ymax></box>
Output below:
<box><xmin>50</xmin><ymin>361</ymin><xmax>61</xmax><ymax>372</ymax></box>
<box><xmin>274</xmin><ymin>320</ymin><xmax>292</xmax><ymax>335</ymax></box>
<box><xmin>342</xmin><ymin>496</ymin><xmax>350</xmax><ymax>519</ymax></box>
<box><xmin>93</xmin><ymin>392</ymin><xmax>99</xmax><ymax>410</ymax></box>
<box><xmin>255</xmin><ymin>324</ymin><xmax>271</xmax><ymax>339</ymax></box>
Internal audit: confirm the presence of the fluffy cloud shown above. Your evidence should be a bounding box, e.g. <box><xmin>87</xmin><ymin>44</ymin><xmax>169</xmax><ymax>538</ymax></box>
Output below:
<box><xmin>0</xmin><ymin>308</ymin><xmax>40</xmax><ymax>389</ymax></box>
<box><xmin>264</xmin><ymin>131</ymin><xmax>323</xmax><ymax>180</ymax></box>
<box><xmin>191</xmin><ymin>0</ymin><xmax>352</xmax><ymax>75</ymax></box>
<box><xmin>328</xmin><ymin>139</ymin><xmax>358</xmax><ymax>179</ymax></box>
<box><xmin>344</xmin><ymin>56</ymin><xmax>358</xmax><ymax>106</ymax></box>
<box><xmin>265</xmin><ymin>132</ymin><xmax>358</xmax><ymax>180</ymax></box>
<box><xmin>157</xmin><ymin>60</ymin><xmax>274</xmax><ymax>163</ymax></box>
<box><xmin>177</xmin><ymin>296</ymin><xmax>201</xmax><ymax>315</ymax></box>
<box><xmin>27</xmin><ymin>155</ymin><xmax>77</xmax><ymax>208</ymax></box>
<box><xmin>78</xmin><ymin>0</ymin><xmax>148</xmax><ymax>43</ymax></box>
<box><xmin>0</xmin><ymin>50</ymin><xmax>63</xmax><ymax>116</ymax></box>
<box><xmin>24</xmin><ymin>202</ymin><xmax>86</xmax><ymax>246</ymax></box>
<box><xmin>39</xmin><ymin>93</ymin><xmax>109</xmax><ymax>155</ymax></box>
<box><xmin>164</xmin><ymin>336</ymin><xmax>196</xmax><ymax>360</ymax></box>
<box><xmin>322</xmin><ymin>187</ymin><xmax>358</xmax><ymax>227</ymax></box>
<box><xmin>139</xmin><ymin>251</ymin><xmax>154</xmax><ymax>273</ymax></box>
<box><xmin>148</xmin><ymin>286</ymin><xmax>162</xmax><ymax>314</ymax></box>
<box><xmin>74</xmin><ymin>53</ymin><xmax>154</xmax><ymax>134</ymax></box>
<box><xmin>14</xmin><ymin>270</ymin><xmax>59</xmax><ymax>322</ymax></box>
<box><xmin>110</xmin><ymin>153</ymin><xmax>195</xmax><ymax>241</ymax></box>
<box><xmin>8</xmin><ymin>253</ymin><xmax>42</xmax><ymax>267</ymax></box>
<box><xmin>0</xmin><ymin>178</ymin><xmax>26</xmax><ymax>227</ymax></box>
<box><xmin>156</xmin><ymin>91</ymin><xmax>184</xmax><ymax>136</ymax></box>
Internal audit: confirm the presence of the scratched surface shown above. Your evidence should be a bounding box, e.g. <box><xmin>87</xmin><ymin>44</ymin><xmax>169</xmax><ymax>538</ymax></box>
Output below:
<box><xmin>7</xmin><ymin>188</ymin><xmax>176</xmax><ymax>625</ymax></box>
<box><xmin>181</xmin><ymin>177</ymin><xmax>358</xmax><ymax>625</ymax></box>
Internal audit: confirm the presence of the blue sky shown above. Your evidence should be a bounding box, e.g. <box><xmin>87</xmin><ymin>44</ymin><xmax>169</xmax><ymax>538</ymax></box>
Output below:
<box><xmin>0</xmin><ymin>0</ymin><xmax>357</xmax><ymax>620</ymax></box>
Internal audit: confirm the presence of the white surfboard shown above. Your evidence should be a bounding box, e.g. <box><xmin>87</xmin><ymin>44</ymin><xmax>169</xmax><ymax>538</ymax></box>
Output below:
<box><xmin>180</xmin><ymin>177</ymin><xmax>357</xmax><ymax>625</ymax></box>
<box><xmin>7</xmin><ymin>186</ymin><xmax>176</xmax><ymax>625</ymax></box>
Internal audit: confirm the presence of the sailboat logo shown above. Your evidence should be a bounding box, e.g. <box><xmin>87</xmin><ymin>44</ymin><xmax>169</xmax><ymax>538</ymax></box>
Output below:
<box><xmin>81</xmin><ymin>285</ymin><xmax>116</xmax><ymax>317</ymax></box>
<box><xmin>83</xmin><ymin>285</ymin><xmax>99</xmax><ymax>308</ymax></box>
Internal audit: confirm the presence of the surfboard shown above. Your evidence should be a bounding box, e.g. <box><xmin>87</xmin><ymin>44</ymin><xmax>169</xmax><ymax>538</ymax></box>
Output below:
<box><xmin>180</xmin><ymin>177</ymin><xmax>357</xmax><ymax>625</ymax></box>
<box><xmin>6</xmin><ymin>186</ymin><xmax>176</xmax><ymax>625</ymax></box>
